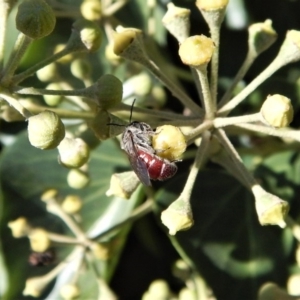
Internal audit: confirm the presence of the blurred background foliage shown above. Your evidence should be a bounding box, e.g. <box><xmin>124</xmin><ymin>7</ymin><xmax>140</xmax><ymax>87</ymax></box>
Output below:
<box><xmin>1</xmin><ymin>0</ymin><xmax>300</xmax><ymax>299</ymax></box>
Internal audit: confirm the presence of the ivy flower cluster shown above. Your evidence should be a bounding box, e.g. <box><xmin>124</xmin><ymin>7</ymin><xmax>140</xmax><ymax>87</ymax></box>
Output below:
<box><xmin>2</xmin><ymin>0</ymin><xmax>300</xmax><ymax>298</ymax></box>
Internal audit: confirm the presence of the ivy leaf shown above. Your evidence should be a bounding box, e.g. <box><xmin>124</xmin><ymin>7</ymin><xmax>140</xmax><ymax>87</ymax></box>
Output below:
<box><xmin>0</xmin><ymin>131</ymin><xmax>141</xmax><ymax>300</ymax></box>
<box><xmin>155</xmin><ymin>170</ymin><xmax>291</xmax><ymax>300</ymax></box>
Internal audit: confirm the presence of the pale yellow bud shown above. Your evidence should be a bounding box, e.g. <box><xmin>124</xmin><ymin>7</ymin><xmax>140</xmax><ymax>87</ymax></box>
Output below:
<box><xmin>106</xmin><ymin>171</ymin><xmax>140</xmax><ymax>199</ymax></box>
<box><xmin>67</xmin><ymin>169</ymin><xmax>90</xmax><ymax>189</ymax></box>
<box><xmin>287</xmin><ymin>274</ymin><xmax>300</xmax><ymax>296</ymax></box>
<box><xmin>248</xmin><ymin>20</ymin><xmax>277</xmax><ymax>55</ymax></box>
<box><xmin>41</xmin><ymin>189</ymin><xmax>58</xmax><ymax>202</ymax></box>
<box><xmin>58</xmin><ymin>137</ymin><xmax>90</xmax><ymax>168</ymax></box>
<box><xmin>112</xmin><ymin>28</ymin><xmax>143</xmax><ymax>56</ymax></box>
<box><xmin>23</xmin><ymin>276</ymin><xmax>48</xmax><ymax>297</ymax></box>
<box><xmin>196</xmin><ymin>0</ymin><xmax>229</xmax><ymax>10</ymax></box>
<box><xmin>72</xmin><ymin>19</ymin><xmax>102</xmax><ymax>53</ymax></box>
<box><xmin>90</xmin><ymin>242</ymin><xmax>110</xmax><ymax>260</ymax></box>
<box><xmin>252</xmin><ymin>185</ymin><xmax>289</xmax><ymax>227</ymax></box>
<box><xmin>261</xmin><ymin>94</ymin><xmax>294</xmax><ymax>127</ymax></box>
<box><xmin>152</xmin><ymin>125</ymin><xmax>186</xmax><ymax>161</ymax></box>
<box><xmin>36</xmin><ymin>63</ymin><xmax>58</xmax><ymax>82</ymax></box>
<box><xmin>61</xmin><ymin>195</ymin><xmax>83</xmax><ymax>214</ymax></box>
<box><xmin>27</xmin><ymin>110</ymin><xmax>65</xmax><ymax>150</ymax></box>
<box><xmin>147</xmin><ymin>280</ymin><xmax>170</xmax><ymax>298</ymax></box>
<box><xmin>8</xmin><ymin>217</ymin><xmax>30</xmax><ymax>238</ymax></box>
<box><xmin>43</xmin><ymin>83</ymin><xmax>63</xmax><ymax>107</ymax></box>
<box><xmin>179</xmin><ymin>35</ymin><xmax>215</xmax><ymax>67</ymax></box>
<box><xmin>162</xmin><ymin>3</ymin><xmax>191</xmax><ymax>43</ymax></box>
<box><xmin>161</xmin><ymin>198</ymin><xmax>194</xmax><ymax>235</ymax></box>
<box><xmin>54</xmin><ymin>44</ymin><xmax>73</xmax><ymax>64</ymax></box>
<box><xmin>70</xmin><ymin>58</ymin><xmax>91</xmax><ymax>81</ymax></box>
<box><xmin>60</xmin><ymin>284</ymin><xmax>80</xmax><ymax>300</ymax></box>
<box><xmin>80</xmin><ymin>0</ymin><xmax>102</xmax><ymax>21</ymax></box>
<box><xmin>29</xmin><ymin>228</ymin><xmax>51</xmax><ymax>252</ymax></box>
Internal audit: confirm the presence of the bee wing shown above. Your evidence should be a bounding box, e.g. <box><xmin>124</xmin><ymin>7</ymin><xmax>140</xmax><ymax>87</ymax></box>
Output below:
<box><xmin>127</xmin><ymin>134</ymin><xmax>151</xmax><ymax>186</ymax></box>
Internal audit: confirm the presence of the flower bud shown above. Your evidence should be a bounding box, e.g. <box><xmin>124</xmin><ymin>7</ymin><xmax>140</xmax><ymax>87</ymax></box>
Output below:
<box><xmin>179</xmin><ymin>288</ymin><xmax>195</xmax><ymax>300</ymax></box>
<box><xmin>16</xmin><ymin>0</ymin><xmax>56</xmax><ymax>39</ymax></box>
<box><xmin>161</xmin><ymin>197</ymin><xmax>194</xmax><ymax>235</ymax></box>
<box><xmin>123</xmin><ymin>72</ymin><xmax>152</xmax><ymax>97</ymax></box>
<box><xmin>105</xmin><ymin>42</ymin><xmax>122</xmax><ymax>65</ymax></box>
<box><xmin>90</xmin><ymin>242</ymin><xmax>110</xmax><ymax>260</ymax></box>
<box><xmin>258</xmin><ymin>282</ymin><xmax>294</xmax><ymax>300</ymax></box>
<box><xmin>43</xmin><ymin>83</ymin><xmax>63</xmax><ymax>106</ymax></box>
<box><xmin>8</xmin><ymin>217</ymin><xmax>30</xmax><ymax>238</ymax></box>
<box><xmin>261</xmin><ymin>94</ymin><xmax>294</xmax><ymax>127</ymax></box>
<box><xmin>70</xmin><ymin>58</ymin><xmax>91</xmax><ymax>81</ymax></box>
<box><xmin>91</xmin><ymin>74</ymin><xmax>123</xmax><ymax>109</ymax></box>
<box><xmin>60</xmin><ymin>284</ymin><xmax>80</xmax><ymax>300</ymax></box>
<box><xmin>70</xmin><ymin>18</ymin><xmax>102</xmax><ymax>53</ymax></box>
<box><xmin>88</xmin><ymin>110</ymin><xmax>126</xmax><ymax>140</ymax></box>
<box><xmin>29</xmin><ymin>228</ymin><xmax>51</xmax><ymax>252</ymax></box>
<box><xmin>61</xmin><ymin>195</ymin><xmax>83</xmax><ymax>214</ymax></box>
<box><xmin>80</xmin><ymin>0</ymin><xmax>102</xmax><ymax>21</ymax></box>
<box><xmin>179</xmin><ymin>35</ymin><xmax>215</xmax><ymax>68</ymax></box>
<box><xmin>41</xmin><ymin>189</ymin><xmax>58</xmax><ymax>202</ymax></box>
<box><xmin>54</xmin><ymin>44</ymin><xmax>74</xmax><ymax>64</ymax></box>
<box><xmin>67</xmin><ymin>168</ymin><xmax>90</xmax><ymax>189</ymax></box>
<box><xmin>252</xmin><ymin>185</ymin><xmax>289</xmax><ymax>227</ymax></box>
<box><xmin>162</xmin><ymin>3</ymin><xmax>191</xmax><ymax>43</ymax></box>
<box><xmin>196</xmin><ymin>0</ymin><xmax>228</xmax><ymax>28</ymax></box>
<box><xmin>248</xmin><ymin>20</ymin><xmax>277</xmax><ymax>56</ymax></box>
<box><xmin>152</xmin><ymin>125</ymin><xmax>186</xmax><ymax>161</ymax></box>
<box><xmin>58</xmin><ymin>137</ymin><xmax>90</xmax><ymax>168</ymax></box>
<box><xmin>287</xmin><ymin>274</ymin><xmax>300</xmax><ymax>296</ymax></box>
<box><xmin>106</xmin><ymin>171</ymin><xmax>140</xmax><ymax>199</ymax></box>
<box><xmin>23</xmin><ymin>276</ymin><xmax>48</xmax><ymax>297</ymax></box>
<box><xmin>277</xmin><ymin>30</ymin><xmax>300</xmax><ymax>65</ymax></box>
<box><xmin>146</xmin><ymin>280</ymin><xmax>171</xmax><ymax>299</ymax></box>
<box><xmin>36</xmin><ymin>63</ymin><xmax>59</xmax><ymax>82</ymax></box>
<box><xmin>113</xmin><ymin>28</ymin><xmax>143</xmax><ymax>56</ymax></box>
<box><xmin>196</xmin><ymin>0</ymin><xmax>228</xmax><ymax>10</ymax></box>
<box><xmin>28</xmin><ymin>110</ymin><xmax>65</xmax><ymax>149</ymax></box>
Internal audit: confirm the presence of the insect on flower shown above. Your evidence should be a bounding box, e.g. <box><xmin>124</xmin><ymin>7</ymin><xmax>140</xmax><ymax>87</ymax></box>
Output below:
<box><xmin>108</xmin><ymin>100</ymin><xmax>178</xmax><ymax>186</ymax></box>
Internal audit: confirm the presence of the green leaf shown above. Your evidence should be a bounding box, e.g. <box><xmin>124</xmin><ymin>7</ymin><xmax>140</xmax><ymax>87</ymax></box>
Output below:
<box><xmin>0</xmin><ymin>131</ymin><xmax>142</xmax><ymax>300</ymax></box>
<box><xmin>155</xmin><ymin>170</ymin><xmax>291</xmax><ymax>300</ymax></box>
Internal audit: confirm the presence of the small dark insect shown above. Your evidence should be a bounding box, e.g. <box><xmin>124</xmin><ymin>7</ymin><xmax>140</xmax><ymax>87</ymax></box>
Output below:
<box><xmin>28</xmin><ymin>249</ymin><xmax>55</xmax><ymax>267</ymax></box>
<box><xmin>108</xmin><ymin>100</ymin><xmax>178</xmax><ymax>186</ymax></box>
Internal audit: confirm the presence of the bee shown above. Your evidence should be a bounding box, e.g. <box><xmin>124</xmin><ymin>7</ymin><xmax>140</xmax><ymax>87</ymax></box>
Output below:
<box><xmin>108</xmin><ymin>101</ymin><xmax>177</xmax><ymax>186</ymax></box>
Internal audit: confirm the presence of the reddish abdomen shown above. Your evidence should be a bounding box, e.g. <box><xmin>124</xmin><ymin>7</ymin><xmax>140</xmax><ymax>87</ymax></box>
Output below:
<box><xmin>138</xmin><ymin>150</ymin><xmax>177</xmax><ymax>181</ymax></box>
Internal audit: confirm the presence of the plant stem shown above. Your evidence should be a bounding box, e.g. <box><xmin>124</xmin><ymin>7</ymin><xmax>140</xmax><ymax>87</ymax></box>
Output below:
<box><xmin>233</xmin><ymin>123</ymin><xmax>300</xmax><ymax>142</ymax></box>
<box><xmin>209</xmin><ymin>24</ymin><xmax>220</xmax><ymax>107</ymax></box>
<box><xmin>0</xmin><ymin>90</ymin><xmax>32</xmax><ymax>118</ymax></box>
<box><xmin>12</xmin><ymin>46</ymin><xmax>73</xmax><ymax>84</ymax></box>
<box><xmin>218</xmin><ymin>50</ymin><xmax>257</xmax><ymax>108</ymax></box>
<box><xmin>138</xmin><ymin>56</ymin><xmax>204</xmax><ymax>117</ymax></box>
<box><xmin>180</xmin><ymin>130</ymin><xmax>211</xmax><ymax>201</ymax></box>
<box><xmin>195</xmin><ymin>66</ymin><xmax>215</xmax><ymax>119</ymax></box>
<box><xmin>215</xmin><ymin>128</ymin><xmax>257</xmax><ymax>189</ymax></box>
<box><xmin>1</xmin><ymin>33</ymin><xmax>32</xmax><ymax>85</ymax></box>
<box><xmin>214</xmin><ymin>112</ymin><xmax>261</xmax><ymax>127</ymax></box>
<box><xmin>218</xmin><ymin>55</ymin><xmax>285</xmax><ymax>116</ymax></box>
<box><xmin>185</xmin><ymin>119</ymin><xmax>213</xmax><ymax>143</ymax></box>
<box><xmin>0</xmin><ymin>1</ymin><xmax>12</xmax><ymax>70</ymax></box>
<box><xmin>22</xmin><ymin>100</ymin><xmax>95</xmax><ymax>119</ymax></box>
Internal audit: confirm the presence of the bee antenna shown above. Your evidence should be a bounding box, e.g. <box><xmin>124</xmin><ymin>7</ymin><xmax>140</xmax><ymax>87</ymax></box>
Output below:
<box><xmin>129</xmin><ymin>99</ymin><xmax>136</xmax><ymax>123</ymax></box>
